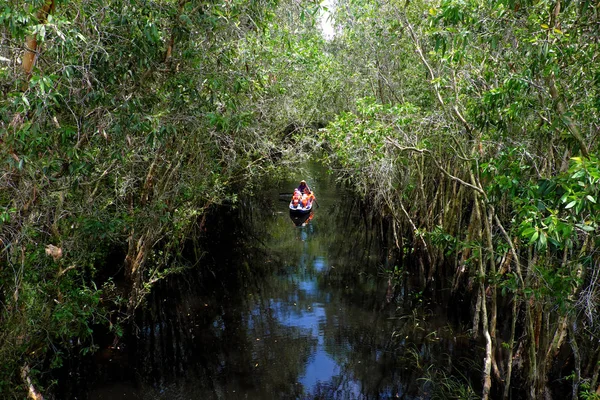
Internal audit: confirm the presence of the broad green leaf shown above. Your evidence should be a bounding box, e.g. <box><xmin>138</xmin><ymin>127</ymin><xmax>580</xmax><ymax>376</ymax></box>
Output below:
<box><xmin>578</xmin><ymin>225</ymin><xmax>595</xmax><ymax>232</ymax></box>
<box><xmin>521</xmin><ymin>227</ymin><xmax>536</xmax><ymax>237</ymax></box>
<box><xmin>529</xmin><ymin>231</ymin><xmax>539</xmax><ymax>244</ymax></box>
<box><xmin>539</xmin><ymin>232</ymin><xmax>547</xmax><ymax>248</ymax></box>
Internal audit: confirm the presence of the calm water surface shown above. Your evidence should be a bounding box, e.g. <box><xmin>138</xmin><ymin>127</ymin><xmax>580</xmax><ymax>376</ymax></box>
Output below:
<box><xmin>84</xmin><ymin>167</ymin><xmax>475</xmax><ymax>399</ymax></box>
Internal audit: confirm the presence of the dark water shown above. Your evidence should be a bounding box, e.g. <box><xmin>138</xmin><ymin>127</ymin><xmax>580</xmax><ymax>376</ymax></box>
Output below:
<box><xmin>81</xmin><ymin>165</ymin><xmax>480</xmax><ymax>400</ymax></box>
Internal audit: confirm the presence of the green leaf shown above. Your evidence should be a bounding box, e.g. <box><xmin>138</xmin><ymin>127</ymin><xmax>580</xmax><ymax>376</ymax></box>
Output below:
<box><xmin>576</xmin><ymin>224</ymin><xmax>595</xmax><ymax>232</ymax></box>
<box><xmin>521</xmin><ymin>227</ymin><xmax>536</xmax><ymax>237</ymax></box>
<box><xmin>571</xmin><ymin>170</ymin><xmax>585</xmax><ymax>179</ymax></box>
<box><xmin>529</xmin><ymin>231</ymin><xmax>539</xmax><ymax>244</ymax></box>
<box><xmin>539</xmin><ymin>232</ymin><xmax>547</xmax><ymax>248</ymax></box>
<box><xmin>586</xmin><ymin>195</ymin><xmax>596</xmax><ymax>204</ymax></box>
<box><xmin>565</xmin><ymin>200</ymin><xmax>576</xmax><ymax>209</ymax></box>
<box><xmin>21</xmin><ymin>94</ymin><xmax>30</xmax><ymax>108</ymax></box>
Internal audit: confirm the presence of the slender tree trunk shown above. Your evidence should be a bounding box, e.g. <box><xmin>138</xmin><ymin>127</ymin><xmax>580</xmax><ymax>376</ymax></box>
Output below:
<box><xmin>503</xmin><ymin>294</ymin><xmax>518</xmax><ymax>400</ymax></box>
<box><xmin>482</xmin><ymin>203</ymin><xmax>501</xmax><ymax>382</ymax></box>
<box><xmin>494</xmin><ymin>214</ymin><xmax>525</xmax><ymax>398</ymax></box>
<box><xmin>164</xmin><ymin>0</ymin><xmax>188</xmax><ymax>66</ymax></box>
<box><xmin>526</xmin><ymin>249</ymin><xmax>539</xmax><ymax>400</ymax></box>
<box><xmin>22</xmin><ymin>0</ymin><xmax>55</xmax><ymax>78</ymax></box>
<box><xmin>480</xmin><ymin>282</ymin><xmax>493</xmax><ymax>400</ymax></box>
<box><xmin>545</xmin><ymin>316</ymin><xmax>567</xmax><ymax>368</ymax></box>
<box><xmin>474</xmin><ymin>196</ymin><xmax>492</xmax><ymax>399</ymax></box>
<box><xmin>526</xmin><ymin>301</ymin><xmax>538</xmax><ymax>399</ymax></box>
<box><xmin>569</xmin><ymin>321</ymin><xmax>581</xmax><ymax>400</ymax></box>
<box><xmin>473</xmin><ymin>290</ymin><xmax>482</xmax><ymax>339</ymax></box>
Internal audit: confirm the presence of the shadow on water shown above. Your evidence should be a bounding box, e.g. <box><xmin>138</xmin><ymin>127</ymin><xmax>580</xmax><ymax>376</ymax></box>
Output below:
<box><xmin>289</xmin><ymin>210</ymin><xmax>314</xmax><ymax>227</ymax></box>
<box><xmin>75</xmin><ymin>164</ymin><xmax>482</xmax><ymax>400</ymax></box>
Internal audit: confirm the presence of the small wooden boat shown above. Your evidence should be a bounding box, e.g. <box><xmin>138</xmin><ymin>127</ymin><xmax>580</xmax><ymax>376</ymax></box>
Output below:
<box><xmin>288</xmin><ymin>185</ymin><xmax>316</xmax><ymax>222</ymax></box>
<box><xmin>289</xmin><ymin>209</ymin><xmax>313</xmax><ymax>226</ymax></box>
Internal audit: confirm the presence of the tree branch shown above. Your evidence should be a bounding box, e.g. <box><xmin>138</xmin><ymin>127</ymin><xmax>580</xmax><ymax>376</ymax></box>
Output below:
<box><xmin>403</xmin><ymin>18</ymin><xmax>473</xmax><ymax>138</ymax></box>
<box><xmin>385</xmin><ymin>138</ymin><xmax>485</xmax><ymax>195</ymax></box>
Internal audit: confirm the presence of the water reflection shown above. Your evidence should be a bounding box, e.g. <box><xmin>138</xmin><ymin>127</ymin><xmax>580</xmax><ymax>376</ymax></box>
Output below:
<box><xmin>83</xmin><ymin>166</ymin><xmax>481</xmax><ymax>400</ymax></box>
<box><xmin>225</xmin><ymin>176</ymin><xmax>402</xmax><ymax>399</ymax></box>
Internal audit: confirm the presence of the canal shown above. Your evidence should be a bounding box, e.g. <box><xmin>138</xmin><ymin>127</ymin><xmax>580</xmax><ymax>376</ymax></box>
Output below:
<box><xmin>73</xmin><ymin>166</ymin><xmax>479</xmax><ymax>399</ymax></box>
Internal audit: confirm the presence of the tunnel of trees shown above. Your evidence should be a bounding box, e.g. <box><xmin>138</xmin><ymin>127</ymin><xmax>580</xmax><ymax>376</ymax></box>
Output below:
<box><xmin>1</xmin><ymin>0</ymin><xmax>599</xmax><ymax>398</ymax></box>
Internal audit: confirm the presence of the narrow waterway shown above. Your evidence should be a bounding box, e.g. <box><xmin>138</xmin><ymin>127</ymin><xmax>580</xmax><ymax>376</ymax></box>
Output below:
<box><xmin>79</xmin><ymin>166</ymin><xmax>480</xmax><ymax>400</ymax></box>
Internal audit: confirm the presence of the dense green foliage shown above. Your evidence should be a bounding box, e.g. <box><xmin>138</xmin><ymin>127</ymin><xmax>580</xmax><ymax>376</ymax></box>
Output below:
<box><xmin>1</xmin><ymin>0</ymin><xmax>600</xmax><ymax>398</ymax></box>
<box><xmin>0</xmin><ymin>0</ymin><xmax>326</xmax><ymax>396</ymax></box>
<box><xmin>313</xmin><ymin>0</ymin><xmax>600</xmax><ymax>398</ymax></box>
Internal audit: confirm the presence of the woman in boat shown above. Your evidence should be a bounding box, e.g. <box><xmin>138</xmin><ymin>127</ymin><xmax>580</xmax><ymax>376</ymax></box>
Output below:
<box><xmin>297</xmin><ymin>180</ymin><xmax>310</xmax><ymax>193</ymax></box>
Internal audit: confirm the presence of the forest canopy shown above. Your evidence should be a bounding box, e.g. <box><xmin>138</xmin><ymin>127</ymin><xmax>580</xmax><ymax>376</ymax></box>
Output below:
<box><xmin>1</xmin><ymin>0</ymin><xmax>599</xmax><ymax>398</ymax></box>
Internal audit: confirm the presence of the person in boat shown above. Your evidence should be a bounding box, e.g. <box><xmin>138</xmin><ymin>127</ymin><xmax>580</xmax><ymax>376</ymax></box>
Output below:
<box><xmin>301</xmin><ymin>190</ymin><xmax>316</xmax><ymax>208</ymax></box>
<box><xmin>291</xmin><ymin>189</ymin><xmax>302</xmax><ymax>208</ymax></box>
<box><xmin>301</xmin><ymin>192</ymin><xmax>309</xmax><ymax>208</ymax></box>
<box><xmin>306</xmin><ymin>190</ymin><xmax>316</xmax><ymax>206</ymax></box>
<box><xmin>297</xmin><ymin>180</ymin><xmax>310</xmax><ymax>193</ymax></box>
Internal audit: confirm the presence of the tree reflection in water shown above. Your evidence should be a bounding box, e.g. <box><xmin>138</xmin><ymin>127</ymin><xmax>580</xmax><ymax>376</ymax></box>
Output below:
<box><xmin>86</xmin><ymin>170</ymin><xmax>480</xmax><ymax>400</ymax></box>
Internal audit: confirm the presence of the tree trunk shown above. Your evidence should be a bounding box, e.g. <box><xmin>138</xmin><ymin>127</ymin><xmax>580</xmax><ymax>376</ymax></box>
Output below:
<box><xmin>569</xmin><ymin>321</ymin><xmax>581</xmax><ymax>400</ymax></box>
<box><xmin>22</xmin><ymin>0</ymin><xmax>55</xmax><ymax>78</ymax></box>
<box><xmin>503</xmin><ymin>294</ymin><xmax>518</xmax><ymax>400</ymax></box>
<box><xmin>474</xmin><ymin>195</ymin><xmax>492</xmax><ymax>399</ymax></box>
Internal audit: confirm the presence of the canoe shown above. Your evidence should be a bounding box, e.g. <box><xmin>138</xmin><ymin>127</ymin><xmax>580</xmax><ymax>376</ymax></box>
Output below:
<box><xmin>289</xmin><ymin>189</ymin><xmax>316</xmax><ymax>215</ymax></box>
<box><xmin>289</xmin><ymin>209</ymin><xmax>313</xmax><ymax>227</ymax></box>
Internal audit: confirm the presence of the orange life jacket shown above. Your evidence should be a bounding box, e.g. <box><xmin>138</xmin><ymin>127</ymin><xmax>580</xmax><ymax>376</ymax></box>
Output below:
<box><xmin>301</xmin><ymin>194</ymin><xmax>309</xmax><ymax>207</ymax></box>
